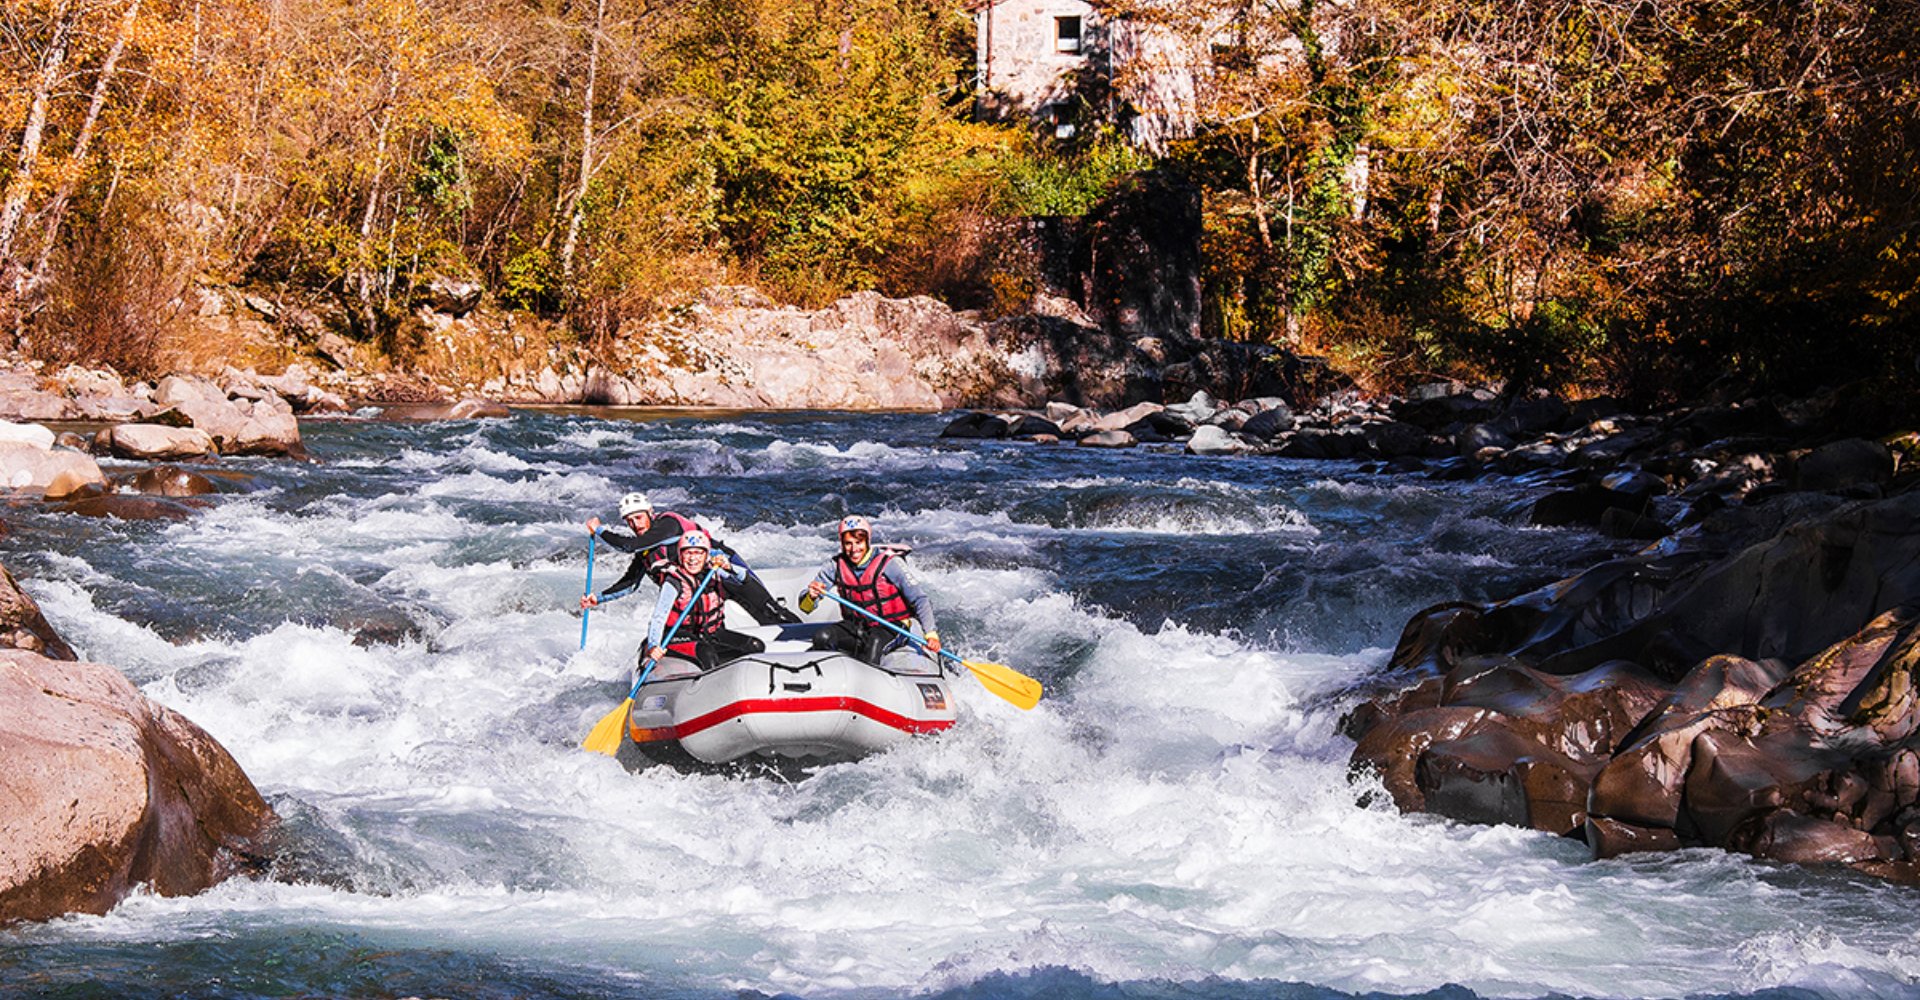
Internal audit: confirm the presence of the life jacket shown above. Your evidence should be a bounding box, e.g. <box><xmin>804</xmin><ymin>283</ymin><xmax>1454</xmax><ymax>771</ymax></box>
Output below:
<box><xmin>643</xmin><ymin>511</ymin><xmax>706</xmax><ymax>582</ymax></box>
<box><xmin>834</xmin><ymin>550</ymin><xmax>912</xmax><ymax>626</ymax></box>
<box><xmin>662</xmin><ymin>563</ymin><xmax>727</xmax><ymax>640</ymax></box>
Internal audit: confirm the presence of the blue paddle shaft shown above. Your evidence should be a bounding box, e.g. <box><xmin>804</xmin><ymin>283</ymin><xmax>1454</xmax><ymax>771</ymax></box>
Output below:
<box><xmin>621</xmin><ymin>567</ymin><xmax>718</xmax><ymax>701</ymax></box>
<box><xmin>821</xmin><ymin>591</ymin><xmax>958</xmax><ymax>668</ymax></box>
<box><xmin>579</xmin><ymin>532</ymin><xmax>596</xmax><ymax>649</ymax></box>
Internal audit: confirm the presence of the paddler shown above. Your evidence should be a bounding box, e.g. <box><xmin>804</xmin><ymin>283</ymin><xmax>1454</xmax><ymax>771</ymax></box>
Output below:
<box><xmin>799</xmin><ymin>515</ymin><xmax>940</xmax><ymax>666</ymax></box>
<box><xmin>582</xmin><ymin>492</ymin><xmax>800</xmax><ymax>625</ymax></box>
<box><xmin>633</xmin><ymin>530</ymin><xmax>766</xmax><ymax>671</ymax></box>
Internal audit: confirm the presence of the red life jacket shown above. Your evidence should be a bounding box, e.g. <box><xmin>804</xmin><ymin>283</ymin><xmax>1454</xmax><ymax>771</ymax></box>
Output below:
<box><xmin>643</xmin><ymin>511</ymin><xmax>707</xmax><ymax>582</ymax></box>
<box><xmin>835</xmin><ymin>550</ymin><xmax>911</xmax><ymax>626</ymax></box>
<box><xmin>663</xmin><ymin>564</ymin><xmax>727</xmax><ymax>639</ymax></box>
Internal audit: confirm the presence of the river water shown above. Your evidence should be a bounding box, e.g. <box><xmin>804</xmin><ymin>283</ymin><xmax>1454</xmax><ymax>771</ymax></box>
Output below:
<box><xmin>2</xmin><ymin>410</ymin><xmax>1917</xmax><ymax>999</ymax></box>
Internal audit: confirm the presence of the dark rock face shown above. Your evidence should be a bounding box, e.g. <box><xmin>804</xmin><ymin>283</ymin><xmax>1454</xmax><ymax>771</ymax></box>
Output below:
<box><xmin>1345</xmin><ymin>490</ymin><xmax>1920</xmax><ymax>882</ymax></box>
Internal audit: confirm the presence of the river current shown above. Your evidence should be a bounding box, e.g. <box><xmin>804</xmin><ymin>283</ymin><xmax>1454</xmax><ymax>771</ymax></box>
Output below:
<box><xmin>2</xmin><ymin>410</ymin><xmax>1917</xmax><ymax>999</ymax></box>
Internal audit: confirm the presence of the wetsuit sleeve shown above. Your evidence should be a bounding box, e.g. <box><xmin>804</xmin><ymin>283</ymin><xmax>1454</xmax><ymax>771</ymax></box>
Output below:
<box><xmin>601</xmin><ymin>555</ymin><xmax>650</xmax><ymax>600</ymax></box>
<box><xmin>645</xmin><ymin>580</ymin><xmax>680</xmax><ymax>649</ymax></box>
<box><xmin>884</xmin><ymin>560</ymin><xmax>937</xmax><ymax>635</ymax></box>
<box><xmin>797</xmin><ymin>560</ymin><xmax>837</xmax><ymax>613</ymax></box>
<box><xmin>594</xmin><ymin>528</ymin><xmax>646</xmax><ymax>553</ymax></box>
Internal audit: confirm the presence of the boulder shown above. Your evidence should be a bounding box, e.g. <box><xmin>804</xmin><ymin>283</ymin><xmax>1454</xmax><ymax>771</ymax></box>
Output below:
<box><xmin>108</xmin><ymin>424</ymin><xmax>215</xmax><ymax>460</ymax></box>
<box><xmin>0</xmin><ymin>441</ymin><xmax>106</xmax><ymax>495</ymax></box>
<box><xmin>1795</xmin><ymin>438</ymin><xmax>1895</xmax><ymax>493</ymax></box>
<box><xmin>0</xmin><ymin>649</ymin><xmax>273</xmax><ymax>925</ymax></box>
<box><xmin>0</xmin><ymin>421</ymin><xmax>55</xmax><ymax>451</ymax></box>
<box><xmin>56</xmin><ymin>496</ymin><xmax>203</xmax><ymax>521</ymax></box>
<box><xmin>1093</xmin><ymin>401</ymin><xmax>1166</xmax><ymax>434</ymax></box>
<box><xmin>1006</xmin><ymin>414</ymin><xmax>1063</xmax><ymax>439</ymax></box>
<box><xmin>1077</xmin><ymin>430</ymin><xmax>1137</xmax><ymax>449</ymax></box>
<box><xmin>1185</xmin><ymin>425</ymin><xmax>1248</xmax><ymax>456</ymax></box>
<box><xmin>120</xmin><ymin>465</ymin><xmax>220</xmax><ymax>498</ymax></box>
<box><xmin>1239</xmin><ymin>405</ymin><xmax>1296</xmax><ymax>440</ymax></box>
<box><xmin>939</xmin><ymin>412</ymin><xmax>1010</xmax><ymax>439</ymax></box>
<box><xmin>0</xmin><ymin>565</ymin><xmax>75</xmax><ymax>661</ymax></box>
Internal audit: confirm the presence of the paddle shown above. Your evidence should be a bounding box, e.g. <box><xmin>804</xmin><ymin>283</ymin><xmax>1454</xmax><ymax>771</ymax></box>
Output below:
<box><xmin>581</xmin><ymin>567</ymin><xmax>718</xmax><ymax>756</ymax></box>
<box><xmin>819</xmin><ymin>591</ymin><xmax>1042</xmax><ymax>710</ymax></box>
<box><xmin>579</xmin><ymin>532</ymin><xmax>596</xmax><ymax>650</ymax></box>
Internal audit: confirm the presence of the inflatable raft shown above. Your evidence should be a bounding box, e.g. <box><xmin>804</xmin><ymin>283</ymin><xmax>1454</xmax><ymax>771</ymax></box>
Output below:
<box><xmin>625</xmin><ymin>619</ymin><xmax>958</xmax><ymax>763</ymax></box>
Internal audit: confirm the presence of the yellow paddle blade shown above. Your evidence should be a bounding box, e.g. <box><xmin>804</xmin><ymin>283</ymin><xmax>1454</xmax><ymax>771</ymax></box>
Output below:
<box><xmin>962</xmin><ymin>659</ymin><xmax>1043</xmax><ymax>710</ymax></box>
<box><xmin>581</xmin><ymin>697</ymin><xmax>634</xmax><ymax>756</ymax></box>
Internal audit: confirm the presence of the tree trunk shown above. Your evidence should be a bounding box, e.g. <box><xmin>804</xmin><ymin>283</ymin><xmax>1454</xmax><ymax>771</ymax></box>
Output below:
<box><xmin>29</xmin><ymin>0</ymin><xmax>145</xmax><ymax>288</ymax></box>
<box><xmin>0</xmin><ymin>4</ymin><xmax>78</xmax><ymax>271</ymax></box>
<box><xmin>558</xmin><ymin>0</ymin><xmax>605</xmax><ymax>283</ymax></box>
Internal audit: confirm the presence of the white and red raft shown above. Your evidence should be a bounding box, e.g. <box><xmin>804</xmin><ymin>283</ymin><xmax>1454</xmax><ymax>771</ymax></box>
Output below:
<box><xmin>626</xmin><ymin>621</ymin><xmax>958</xmax><ymax>764</ymax></box>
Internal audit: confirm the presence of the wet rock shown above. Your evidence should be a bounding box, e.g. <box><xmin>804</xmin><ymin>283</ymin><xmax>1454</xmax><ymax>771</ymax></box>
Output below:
<box><xmin>1417</xmin><ymin>726</ymin><xmax>1596</xmax><ymax>836</ymax></box>
<box><xmin>939</xmin><ymin>412</ymin><xmax>1010</xmax><ymax>439</ymax></box>
<box><xmin>0</xmin><ymin>565</ymin><xmax>75</xmax><ymax>661</ymax></box>
<box><xmin>1077</xmin><ymin>430</ymin><xmax>1137</xmax><ymax>449</ymax></box>
<box><xmin>1350</xmin><ymin>706</ymin><xmax>1499</xmax><ymax>811</ymax></box>
<box><xmin>120</xmin><ymin>465</ymin><xmax>220</xmax><ymax>498</ymax></box>
<box><xmin>1729</xmin><ymin>809</ymin><xmax>1883</xmax><ymax>865</ymax></box>
<box><xmin>56</xmin><ymin>496</ymin><xmax>202</xmax><ymax>521</ymax></box>
<box><xmin>1585</xmin><ymin>816</ymin><xmax>1683</xmax><ymax>858</ymax></box>
<box><xmin>0</xmin><ymin>648</ymin><xmax>274</xmax><ymax>925</ymax></box>
<box><xmin>1006</xmin><ymin>414</ymin><xmax>1062</xmax><ymax>439</ymax></box>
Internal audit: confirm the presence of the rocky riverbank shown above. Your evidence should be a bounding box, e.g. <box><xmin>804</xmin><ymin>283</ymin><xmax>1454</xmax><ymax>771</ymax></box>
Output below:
<box><xmin>0</xmin><ymin>566</ymin><xmax>273</xmax><ymax>926</ymax></box>
<box><xmin>945</xmin><ymin>381</ymin><xmax>1920</xmax><ymax>882</ymax></box>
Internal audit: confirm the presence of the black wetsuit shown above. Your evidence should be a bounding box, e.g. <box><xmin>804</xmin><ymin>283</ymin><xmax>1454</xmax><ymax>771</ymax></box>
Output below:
<box><xmin>597</xmin><ymin>517</ymin><xmax>800</xmax><ymax>625</ymax></box>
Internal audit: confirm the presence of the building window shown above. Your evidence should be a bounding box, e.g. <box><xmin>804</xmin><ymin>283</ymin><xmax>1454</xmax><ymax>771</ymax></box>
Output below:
<box><xmin>1055</xmin><ymin>16</ymin><xmax>1082</xmax><ymax>54</ymax></box>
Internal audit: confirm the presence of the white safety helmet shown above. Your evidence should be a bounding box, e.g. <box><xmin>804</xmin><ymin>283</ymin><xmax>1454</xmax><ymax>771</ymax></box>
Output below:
<box><xmin>679</xmin><ymin>530</ymin><xmax>711</xmax><ymax>551</ymax></box>
<box><xmin>618</xmin><ymin>492</ymin><xmax>653</xmax><ymax>518</ymax></box>
<box><xmin>838</xmin><ymin>515</ymin><xmax>872</xmax><ymax>537</ymax></box>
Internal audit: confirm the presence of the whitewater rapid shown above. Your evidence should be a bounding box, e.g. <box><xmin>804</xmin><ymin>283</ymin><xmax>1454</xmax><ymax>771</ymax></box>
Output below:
<box><xmin>5</xmin><ymin>411</ymin><xmax>1919</xmax><ymax>1000</ymax></box>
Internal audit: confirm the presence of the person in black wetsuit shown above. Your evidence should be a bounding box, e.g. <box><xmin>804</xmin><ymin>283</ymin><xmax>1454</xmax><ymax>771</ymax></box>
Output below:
<box><xmin>580</xmin><ymin>491</ymin><xmax>800</xmax><ymax>625</ymax></box>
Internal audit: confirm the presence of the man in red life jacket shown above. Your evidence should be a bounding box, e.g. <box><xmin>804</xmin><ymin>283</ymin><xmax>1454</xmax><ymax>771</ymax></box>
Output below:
<box><xmin>582</xmin><ymin>491</ymin><xmax>800</xmax><ymax>625</ymax></box>
<box><xmin>634</xmin><ymin>530</ymin><xmax>765</xmax><ymax>672</ymax></box>
<box><xmin>799</xmin><ymin>515</ymin><xmax>940</xmax><ymax>666</ymax></box>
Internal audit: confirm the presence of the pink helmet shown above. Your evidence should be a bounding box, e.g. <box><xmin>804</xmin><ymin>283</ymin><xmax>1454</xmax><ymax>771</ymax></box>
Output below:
<box><xmin>838</xmin><ymin>515</ymin><xmax>872</xmax><ymax>537</ymax></box>
<box><xmin>679</xmin><ymin>530</ymin><xmax>711</xmax><ymax>551</ymax></box>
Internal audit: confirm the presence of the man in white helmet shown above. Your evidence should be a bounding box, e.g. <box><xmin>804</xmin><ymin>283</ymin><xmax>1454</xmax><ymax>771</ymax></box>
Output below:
<box><xmin>582</xmin><ymin>492</ymin><xmax>799</xmax><ymax>625</ymax></box>
<box><xmin>799</xmin><ymin>515</ymin><xmax>939</xmax><ymax>665</ymax></box>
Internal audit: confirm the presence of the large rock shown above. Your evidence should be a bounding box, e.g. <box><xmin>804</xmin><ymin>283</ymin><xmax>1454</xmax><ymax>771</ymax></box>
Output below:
<box><xmin>1346</xmin><ymin>490</ymin><xmax>1920</xmax><ymax>881</ymax></box>
<box><xmin>0</xmin><ymin>440</ymin><xmax>106</xmax><ymax>496</ymax></box>
<box><xmin>109</xmin><ymin>424</ymin><xmax>215</xmax><ymax>460</ymax></box>
<box><xmin>0</xmin><ymin>565</ymin><xmax>76</xmax><ymax>661</ymax></box>
<box><xmin>0</xmin><ymin>649</ymin><xmax>273</xmax><ymax>925</ymax></box>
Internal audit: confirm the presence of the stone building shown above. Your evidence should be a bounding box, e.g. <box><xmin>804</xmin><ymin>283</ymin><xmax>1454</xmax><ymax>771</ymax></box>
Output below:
<box><xmin>970</xmin><ymin>0</ymin><xmax>1205</xmax><ymax>150</ymax></box>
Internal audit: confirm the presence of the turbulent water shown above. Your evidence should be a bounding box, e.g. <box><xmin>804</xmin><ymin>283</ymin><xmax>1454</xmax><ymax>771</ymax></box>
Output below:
<box><xmin>3</xmin><ymin>410</ymin><xmax>1918</xmax><ymax>1000</ymax></box>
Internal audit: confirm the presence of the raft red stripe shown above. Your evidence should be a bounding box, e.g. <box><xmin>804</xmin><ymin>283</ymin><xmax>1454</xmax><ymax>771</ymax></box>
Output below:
<box><xmin>636</xmin><ymin>697</ymin><xmax>955</xmax><ymax>743</ymax></box>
